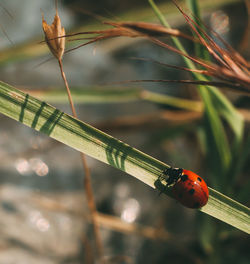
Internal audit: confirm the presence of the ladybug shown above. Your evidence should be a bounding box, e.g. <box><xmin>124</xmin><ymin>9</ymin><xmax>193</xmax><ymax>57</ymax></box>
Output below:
<box><xmin>162</xmin><ymin>167</ymin><xmax>209</xmax><ymax>209</ymax></box>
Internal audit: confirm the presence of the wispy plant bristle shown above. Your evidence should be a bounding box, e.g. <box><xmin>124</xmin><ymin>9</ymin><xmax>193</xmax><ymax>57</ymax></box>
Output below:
<box><xmin>64</xmin><ymin>4</ymin><xmax>250</xmax><ymax>95</ymax></box>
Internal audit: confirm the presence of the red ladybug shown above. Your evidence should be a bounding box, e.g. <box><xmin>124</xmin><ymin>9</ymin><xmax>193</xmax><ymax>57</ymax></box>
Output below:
<box><xmin>163</xmin><ymin>167</ymin><xmax>209</xmax><ymax>209</ymax></box>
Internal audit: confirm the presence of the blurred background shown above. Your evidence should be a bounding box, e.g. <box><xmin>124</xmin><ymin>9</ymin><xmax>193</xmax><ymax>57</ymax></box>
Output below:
<box><xmin>0</xmin><ymin>0</ymin><xmax>249</xmax><ymax>263</ymax></box>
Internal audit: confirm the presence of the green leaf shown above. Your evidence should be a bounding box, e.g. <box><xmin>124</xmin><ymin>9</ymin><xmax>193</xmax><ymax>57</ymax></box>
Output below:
<box><xmin>0</xmin><ymin>80</ymin><xmax>166</xmax><ymax>187</ymax></box>
<box><xmin>0</xmin><ymin>80</ymin><xmax>249</xmax><ymax>234</ymax></box>
<box><xmin>201</xmin><ymin>188</ymin><xmax>250</xmax><ymax>234</ymax></box>
<box><xmin>198</xmin><ymin>88</ymin><xmax>231</xmax><ymax>175</ymax></box>
<box><xmin>208</xmin><ymin>86</ymin><xmax>244</xmax><ymax>143</ymax></box>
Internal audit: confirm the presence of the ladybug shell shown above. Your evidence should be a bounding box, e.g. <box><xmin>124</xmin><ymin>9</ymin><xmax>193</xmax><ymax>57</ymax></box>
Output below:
<box><xmin>172</xmin><ymin>169</ymin><xmax>209</xmax><ymax>209</ymax></box>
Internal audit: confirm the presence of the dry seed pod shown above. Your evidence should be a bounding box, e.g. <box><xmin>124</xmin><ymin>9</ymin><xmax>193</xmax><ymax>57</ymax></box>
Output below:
<box><xmin>42</xmin><ymin>5</ymin><xmax>65</xmax><ymax>60</ymax></box>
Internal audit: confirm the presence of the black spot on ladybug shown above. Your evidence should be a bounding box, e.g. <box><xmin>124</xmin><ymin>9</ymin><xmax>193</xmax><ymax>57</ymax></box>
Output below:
<box><xmin>189</xmin><ymin>188</ymin><xmax>195</xmax><ymax>195</ymax></box>
<box><xmin>181</xmin><ymin>174</ymin><xmax>188</xmax><ymax>181</ymax></box>
<box><xmin>197</xmin><ymin>177</ymin><xmax>202</xmax><ymax>182</ymax></box>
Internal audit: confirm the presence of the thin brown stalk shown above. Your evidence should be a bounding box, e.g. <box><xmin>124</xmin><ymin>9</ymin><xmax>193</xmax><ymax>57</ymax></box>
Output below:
<box><xmin>131</xmin><ymin>57</ymin><xmax>212</xmax><ymax>75</ymax></box>
<box><xmin>149</xmin><ymin>37</ymin><xmax>217</xmax><ymax>71</ymax></box>
<box><xmin>41</xmin><ymin>0</ymin><xmax>105</xmax><ymax>260</ymax></box>
<box><xmin>0</xmin><ymin>24</ymin><xmax>13</xmax><ymax>44</ymax></box>
<box><xmin>0</xmin><ymin>3</ymin><xmax>13</xmax><ymax>44</ymax></box>
<box><xmin>58</xmin><ymin>58</ymin><xmax>105</xmax><ymax>262</ymax></box>
<box><xmin>81</xmin><ymin>234</ymin><xmax>95</xmax><ymax>264</ymax></box>
<box><xmin>62</xmin><ymin>21</ymin><xmax>197</xmax><ymax>41</ymax></box>
<box><xmin>104</xmin><ymin>21</ymin><xmax>196</xmax><ymax>41</ymax></box>
<box><xmin>62</xmin><ymin>2</ymin><xmax>250</xmax><ymax>95</ymax></box>
<box><xmin>58</xmin><ymin>59</ymin><xmax>77</xmax><ymax>117</ymax></box>
<box><xmin>109</xmin><ymin>78</ymin><xmax>250</xmax><ymax>94</ymax></box>
<box><xmin>0</xmin><ymin>3</ymin><xmax>13</xmax><ymax>19</ymax></box>
<box><xmin>172</xmin><ymin>0</ymin><xmax>250</xmax><ymax>79</ymax></box>
<box><xmin>96</xmin><ymin>212</ymin><xmax>172</xmax><ymax>241</ymax></box>
<box><xmin>33</xmin><ymin>194</ymin><xmax>177</xmax><ymax>242</ymax></box>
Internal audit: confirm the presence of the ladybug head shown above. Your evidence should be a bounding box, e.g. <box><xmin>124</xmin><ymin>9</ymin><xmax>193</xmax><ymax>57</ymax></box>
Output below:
<box><xmin>164</xmin><ymin>167</ymin><xmax>183</xmax><ymax>186</ymax></box>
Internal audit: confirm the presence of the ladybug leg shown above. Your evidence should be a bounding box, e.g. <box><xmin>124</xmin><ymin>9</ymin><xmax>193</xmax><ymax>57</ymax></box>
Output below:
<box><xmin>154</xmin><ymin>177</ymin><xmax>167</xmax><ymax>195</ymax></box>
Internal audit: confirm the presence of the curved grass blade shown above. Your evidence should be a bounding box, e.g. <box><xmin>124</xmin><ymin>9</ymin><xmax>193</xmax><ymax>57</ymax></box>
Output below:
<box><xmin>0</xmin><ymin>80</ymin><xmax>249</xmax><ymax>233</ymax></box>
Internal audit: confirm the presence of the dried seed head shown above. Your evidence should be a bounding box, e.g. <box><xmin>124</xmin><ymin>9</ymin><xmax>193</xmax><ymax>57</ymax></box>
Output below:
<box><xmin>42</xmin><ymin>4</ymin><xmax>65</xmax><ymax>60</ymax></box>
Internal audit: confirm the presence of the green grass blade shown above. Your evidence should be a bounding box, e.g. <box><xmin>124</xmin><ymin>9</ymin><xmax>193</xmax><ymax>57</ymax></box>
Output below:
<box><xmin>208</xmin><ymin>87</ymin><xmax>244</xmax><ymax>142</ymax></box>
<box><xmin>141</xmin><ymin>90</ymin><xmax>202</xmax><ymax>111</ymax></box>
<box><xmin>24</xmin><ymin>87</ymin><xmax>141</xmax><ymax>104</ymax></box>
<box><xmin>186</xmin><ymin>0</ymin><xmax>244</xmax><ymax>184</ymax></box>
<box><xmin>201</xmin><ymin>188</ymin><xmax>250</xmax><ymax>234</ymax></box>
<box><xmin>186</xmin><ymin>0</ymin><xmax>244</xmax><ymax>143</ymax></box>
<box><xmin>186</xmin><ymin>0</ymin><xmax>211</xmax><ymax>60</ymax></box>
<box><xmin>149</xmin><ymin>0</ymin><xmax>231</xmax><ymax>170</ymax></box>
<box><xmin>24</xmin><ymin>87</ymin><xmax>203</xmax><ymax>111</ymax></box>
<box><xmin>148</xmin><ymin>0</ymin><xmax>244</xmax><ymax>173</ymax></box>
<box><xmin>0</xmin><ymin>80</ymin><xmax>249</xmax><ymax>233</ymax></box>
<box><xmin>0</xmin><ymin>80</ymin><xmax>166</xmax><ymax>187</ymax></box>
<box><xmin>199</xmin><ymin>89</ymin><xmax>231</xmax><ymax>172</ymax></box>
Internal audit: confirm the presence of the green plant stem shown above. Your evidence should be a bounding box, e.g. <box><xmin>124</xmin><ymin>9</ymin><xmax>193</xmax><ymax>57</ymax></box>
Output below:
<box><xmin>0</xmin><ymin>81</ymin><xmax>249</xmax><ymax>234</ymax></box>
